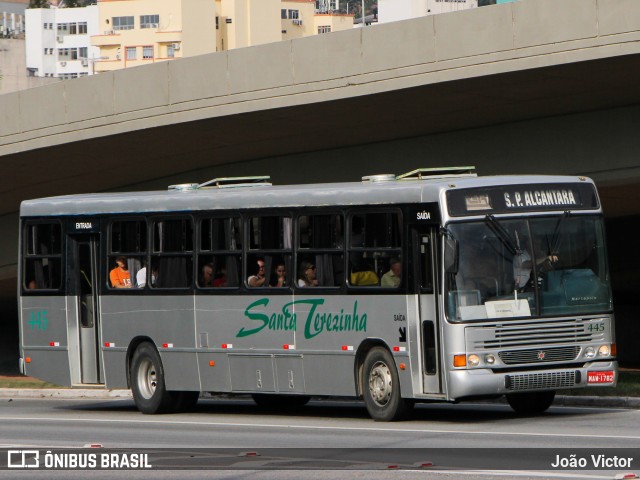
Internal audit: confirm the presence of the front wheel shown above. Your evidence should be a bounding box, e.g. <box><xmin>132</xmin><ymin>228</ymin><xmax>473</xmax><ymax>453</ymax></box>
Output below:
<box><xmin>130</xmin><ymin>342</ymin><xmax>177</xmax><ymax>414</ymax></box>
<box><xmin>506</xmin><ymin>391</ymin><xmax>555</xmax><ymax>415</ymax></box>
<box><xmin>362</xmin><ymin>347</ymin><xmax>413</xmax><ymax>421</ymax></box>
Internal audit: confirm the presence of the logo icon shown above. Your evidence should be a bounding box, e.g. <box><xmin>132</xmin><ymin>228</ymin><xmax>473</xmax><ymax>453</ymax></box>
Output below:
<box><xmin>537</xmin><ymin>351</ymin><xmax>546</xmax><ymax>360</ymax></box>
<box><xmin>7</xmin><ymin>450</ymin><xmax>40</xmax><ymax>469</ymax></box>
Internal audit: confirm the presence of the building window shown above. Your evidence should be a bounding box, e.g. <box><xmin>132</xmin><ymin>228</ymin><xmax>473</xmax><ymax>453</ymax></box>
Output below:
<box><xmin>69</xmin><ymin>23</ymin><xmax>77</xmax><ymax>35</ymax></box>
<box><xmin>113</xmin><ymin>16</ymin><xmax>134</xmax><ymax>31</ymax></box>
<box><xmin>281</xmin><ymin>9</ymin><xmax>287</xmax><ymax>19</ymax></box>
<box><xmin>288</xmin><ymin>9</ymin><xmax>299</xmax><ymax>19</ymax></box>
<box><xmin>318</xmin><ymin>26</ymin><xmax>331</xmax><ymax>34</ymax></box>
<box><xmin>126</xmin><ymin>46</ymin><xmax>136</xmax><ymax>60</ymax></box>
<box><xmin>79</xmin><ymin>47</ymin><xmax>87</xmax><ymax>59</ymax></box>
<box><xmin>78</xmin><ymin>22</ymin><xmax>87</xmax><ymax>34</ymax></box>
<box><xmin>57</xmin><ymin>23</ymin><xmax>68</xmax><ymax>33</ymax></box>
<box><xmin>167</xmin><ymin>44</ymin><xmax>175</xmax><ymax>58</ymax></box>
<box><xmin>142</xmin><ymin>46</ymin><xmax>153</xmax><ymax>59</ymax></box>
<box><xmin>140</xmin><ymin>14</ymin><xmax>159</xmax><ymax>29</ymax></box>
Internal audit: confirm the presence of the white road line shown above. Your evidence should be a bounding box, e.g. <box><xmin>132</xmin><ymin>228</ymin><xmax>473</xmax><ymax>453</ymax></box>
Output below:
<box><xmin>3</xmin><ymin>415</ymin><xmax>640</xmax><ymax>441</ymax></box>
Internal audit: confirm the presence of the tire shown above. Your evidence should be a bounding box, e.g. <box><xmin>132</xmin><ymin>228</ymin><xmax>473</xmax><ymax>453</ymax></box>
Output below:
<box><xmin>362</xmin><ymin>347</ymin><xmax>413</xmax><ymax>422</ymax></box>
<box><xmin>252</xmin><ymin>394</ymin><xmax>311</xmax><ymax>409</ymax></box>
<box><xmin>506</xmin><ymin>390</ymin><xmax>556</xmax><ymax>415</ymax></box>
<box><xmin>130</xmin><ymin>342</ymin><xmax>177</xmax><ymax>414</ymax></box>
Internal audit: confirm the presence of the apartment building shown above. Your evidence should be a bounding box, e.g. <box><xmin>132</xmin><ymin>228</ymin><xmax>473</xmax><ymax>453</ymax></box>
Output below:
<box><xmin>281</xmin><ymin>0</ymin><xmax>351</xmax><ymax>40</ymax></box>
<box><xmin>378</xmin><ymin>0</ymin><xmax>478</xmax><ymax>23</ymax></box>
<box><xmin>91</xmin><ymin>0</ymin><xmax>216</xmax><ymax>73</ymax></box>
<box><xmin>25</xmin><ymin>5</ymin><xmax>100</xmax><ymax>78</ymax></box>
<box><xmin>23</xmin><ymin>0</ymin><xmax>353</xmax><ymax>78</ymax></box>
<box><xmin>1</xmin><ymin>0</ymin><xmax>26</xmax><ymax>38</ymax></box>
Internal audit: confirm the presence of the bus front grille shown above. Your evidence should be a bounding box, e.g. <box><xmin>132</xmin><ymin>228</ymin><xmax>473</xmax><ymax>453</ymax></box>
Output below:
<box><xmin>505</xmin><ymin>371</ymin><xmax>577</xmax><ymax>391</ymax></box>
<box><xmin>499</xmin><ymin>346</ymin><xmax>580</xmax><ymax>365</ymax></box>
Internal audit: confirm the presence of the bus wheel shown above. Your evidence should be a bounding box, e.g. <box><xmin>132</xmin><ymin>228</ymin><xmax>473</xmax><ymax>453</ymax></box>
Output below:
<box><xmin>362</xmin><ymin>347</ymin><xmax>413</xmax><ymax>422</ymax></box>
<box><xmin>130</xmin><ymin>342</ymin><xmax>176</xmax><ymax>414</ymax></box>
<box><xmin>506</xmin><ymin>391</ymin><xmax>555</xmax><ymax>415</ymax></box>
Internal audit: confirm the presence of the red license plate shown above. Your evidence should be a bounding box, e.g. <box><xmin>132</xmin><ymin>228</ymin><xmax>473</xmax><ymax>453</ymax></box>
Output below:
<box><xmin>588</xmin><ymin>371</ymin><xmax>615</xmax><ymax>384</ymax></box>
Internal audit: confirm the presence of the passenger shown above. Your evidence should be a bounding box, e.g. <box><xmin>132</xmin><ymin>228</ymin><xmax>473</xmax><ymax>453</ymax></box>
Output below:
<box><xmin>297</xmin><ymin>261</ymin><xmax>318</xmax><ymax>287</ymax></box>
<box><xmin>247</xmin><ymin>258</ymin><xmax>268</xmax><ymax>287</ymax></box>
<box><xmin>136</xmin><ymin>261</ymin><xmax>147</xmax><ymax>288</ymax></box>
<box><xmin>213</xmin><ymin>266</ymin><xmax>228</xmax><ymax>287</ymax></box>
<box><xmin>200</xmin><ymin>262</ymin><xmax>214</xmax><ymax>287</ymax></box>
<box><xmin>110</xmin><ymin>256</ymin><xmax>132</xmax><ymax>288</ymax></box>
<box><xmin>381</xmin><ymin>257</ymin><xmax>401</xmax><ymax>288</ymax></box>
<box><xmin>270</xmin><ymin>262</ymin><xmax>288</xmax><ymax>287</ymax></box>
<box><xmin>350</xmin><ymin>261</ymin><xmax>379</xmax><ymax>286</ymax></box>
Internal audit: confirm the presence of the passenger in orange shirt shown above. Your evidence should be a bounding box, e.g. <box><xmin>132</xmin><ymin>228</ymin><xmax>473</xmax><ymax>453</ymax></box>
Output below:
<box><xmin>110</xmin><ymin>256</ymin><xmax>132</xmax><ymax>288</ymax></box>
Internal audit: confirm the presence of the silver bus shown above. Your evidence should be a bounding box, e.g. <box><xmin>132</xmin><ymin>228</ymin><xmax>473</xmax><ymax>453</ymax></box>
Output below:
<box><xmin>18</xmin><ymin>167</ymin><xmax>617</xmax><ymax>420</ymax></box>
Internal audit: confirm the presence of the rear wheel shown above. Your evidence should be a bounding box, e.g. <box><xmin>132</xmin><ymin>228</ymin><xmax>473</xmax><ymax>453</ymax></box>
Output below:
<box><xmin>130</xmin><ymin>342</ymin><xmax>177</xmax><ymax>414</ymax></box>
<box><xmin>362</xmin><ymin>347</ymin><xmax>413</xmax><ymax>421</ymax></box>
<box><xmin>506</xmin><ymin>391</ymin><xmax>555</xmax><ymax>415</ymax></box>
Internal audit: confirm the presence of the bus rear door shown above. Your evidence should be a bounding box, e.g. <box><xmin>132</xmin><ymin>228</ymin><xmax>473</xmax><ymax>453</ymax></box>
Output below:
<box><xmin>412</xmin><ymin>227</ymin><xmax>442</xmax><ymax>394</ymax></box>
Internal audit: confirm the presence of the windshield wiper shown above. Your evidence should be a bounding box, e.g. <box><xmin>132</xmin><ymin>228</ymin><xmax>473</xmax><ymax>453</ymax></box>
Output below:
<box><xmin>484</xmin><ymin>214</ymin><xmax>518</xmax><ymax>255</ymax></box>
<box><xmin>547</xmin><ymin>211</ymin><xmax>570</xmax><ymax>255</ymax></box>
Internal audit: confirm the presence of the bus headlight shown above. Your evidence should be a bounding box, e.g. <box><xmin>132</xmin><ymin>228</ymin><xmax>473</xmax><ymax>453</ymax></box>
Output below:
<box><xmin>484</xmin><ymin>354</ymin><xmax>496</xmax><ymax>365</ymax></box>
<box><xmin>598</xmin><ymin>345</ymin><xmax>610</xmax><ymax>357</ymax></box>
<box><xmin>467</xmin><ymin>354</ymin><xmax>480</xmax><ymax>367</ymax></box>
<box><xmin>584</xmin><ymin>347</ymin><xmax>596</xmax><ymax>358</ymax></box>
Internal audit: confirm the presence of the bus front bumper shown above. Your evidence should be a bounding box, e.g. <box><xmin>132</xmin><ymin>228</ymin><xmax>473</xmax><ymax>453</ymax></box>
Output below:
<box><xmin>447</xmin><ymin>361</ymin><xmax>618</xmax><ymax>400</ymax></box>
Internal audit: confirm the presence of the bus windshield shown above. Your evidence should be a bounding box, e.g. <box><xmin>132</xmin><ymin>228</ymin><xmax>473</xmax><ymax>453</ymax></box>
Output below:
<box><xmin>445</xmin><ymin>215</ymin><xmax>612</xmax><ymax>321</ymax></box>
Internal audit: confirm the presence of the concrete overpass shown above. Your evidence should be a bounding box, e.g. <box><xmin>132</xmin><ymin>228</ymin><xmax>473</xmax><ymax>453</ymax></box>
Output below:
<box><xmin>2</xmin><ymin>0</ymin><xmax>640</xmax><ymax>369</ymax></box>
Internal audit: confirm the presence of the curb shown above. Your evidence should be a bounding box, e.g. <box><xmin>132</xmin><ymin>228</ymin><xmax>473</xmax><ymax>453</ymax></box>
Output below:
<box><xmin>0</xmin><ymin>388</ymin><xmax>131</xmax><ymax>399</ymax></box>
<box><xmin>1</xmin><ymin>388</ymin><xmax>639</xmax><ymax>409</ymax></box>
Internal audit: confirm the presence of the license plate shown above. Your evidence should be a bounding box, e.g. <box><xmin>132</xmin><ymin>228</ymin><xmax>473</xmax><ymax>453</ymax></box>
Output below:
<box><xmin>588</xmin><ymin>371</ymin><xmax>615</xmax><ymax>384</ymax></box>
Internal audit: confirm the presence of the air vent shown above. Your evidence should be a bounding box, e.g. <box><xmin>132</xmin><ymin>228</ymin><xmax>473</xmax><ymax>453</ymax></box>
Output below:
<box><xmin>362</xmin><ymin>174</ymin><xmax>396</xmax><ymax>183</ymax></box>
<box><xmin>168</xmin><ymin>183</ymin><xmax>199</xmax><ymax>192</ymax></box>
<box><xmin>396</xmin><ymin>166</ymin><xmax>477</xmax><ymax>181</ymax></box>
<box><xmin>198</xmin><ymin>176</ymin><xmax>271</xmax><ymax>189</ymax></box>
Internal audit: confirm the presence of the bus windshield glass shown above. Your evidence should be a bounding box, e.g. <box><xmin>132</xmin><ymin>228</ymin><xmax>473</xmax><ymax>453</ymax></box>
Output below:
<box><xmin>445</xmin><ymin>215</ymin><xmax>612</xmax><ymax>321</ymax></box>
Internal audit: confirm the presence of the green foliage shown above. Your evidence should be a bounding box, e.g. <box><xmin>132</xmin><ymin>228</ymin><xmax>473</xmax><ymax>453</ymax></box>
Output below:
<box><xmin>28</xmin><ymin>0</ymin><xmax>50</xmax><ymax>8</ymax></box>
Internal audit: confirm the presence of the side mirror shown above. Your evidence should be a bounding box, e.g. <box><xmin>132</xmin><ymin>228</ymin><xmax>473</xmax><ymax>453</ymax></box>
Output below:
<box><xmin>444</xmin><ymin>236</ymin><xmax>459</xmax><ymax>274</ymax></box>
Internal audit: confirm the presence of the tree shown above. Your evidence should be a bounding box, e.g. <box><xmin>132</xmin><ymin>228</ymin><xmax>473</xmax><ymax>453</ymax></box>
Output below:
<box><xmin>29</xmin><ymin>0</ymin><xmax>50</xmax><ymax>7</ymax></box>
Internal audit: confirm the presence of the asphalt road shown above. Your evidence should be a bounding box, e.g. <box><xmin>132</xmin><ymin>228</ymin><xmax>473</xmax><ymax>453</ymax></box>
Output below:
<box><xmin>0</xmin><ymin>397</ymin><xmax>639</xmax><ymax>480</ymax></box>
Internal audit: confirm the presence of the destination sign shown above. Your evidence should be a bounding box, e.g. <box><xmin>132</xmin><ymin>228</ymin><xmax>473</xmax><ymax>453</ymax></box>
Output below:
<box><xmin>447</xmin><ymin>183</ymin><xmax>599</xmax><ymax>217</ymax></box>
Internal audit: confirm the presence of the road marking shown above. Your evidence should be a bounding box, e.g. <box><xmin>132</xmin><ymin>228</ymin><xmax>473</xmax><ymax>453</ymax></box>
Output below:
<box><xmin>3</xmin><ymin>415</ymin><xmax>640</xmax><ymax>441</ymax></box>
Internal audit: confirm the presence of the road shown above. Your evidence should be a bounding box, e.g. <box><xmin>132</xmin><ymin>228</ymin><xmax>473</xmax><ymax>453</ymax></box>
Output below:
<box><xmin>0</xmin><ymin>396</ymin><xmax>639</xmax><ymax>479</ymax></box>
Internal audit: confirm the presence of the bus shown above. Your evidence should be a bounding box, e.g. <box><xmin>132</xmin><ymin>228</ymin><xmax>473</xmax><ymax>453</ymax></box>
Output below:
<box><xmin>17</xmin><ymin>167</ymin><xmax>617</xmax><ymax>420</ymax></box>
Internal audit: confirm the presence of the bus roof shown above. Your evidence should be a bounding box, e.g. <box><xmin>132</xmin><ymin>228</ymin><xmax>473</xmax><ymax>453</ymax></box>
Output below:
<box><xmin>19</xmin><ymin>174</ymin><xmax>596</xmax><ymax>217</ymax></box>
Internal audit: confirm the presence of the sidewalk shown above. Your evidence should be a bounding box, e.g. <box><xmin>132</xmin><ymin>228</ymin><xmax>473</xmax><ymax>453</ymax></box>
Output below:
<box><xmin>1</xmin><ymin>387</ymin><xmax>639</xmax><ymax>409</ymax></box>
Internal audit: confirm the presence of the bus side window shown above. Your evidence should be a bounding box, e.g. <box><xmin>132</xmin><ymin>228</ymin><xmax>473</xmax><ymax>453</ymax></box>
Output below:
<box><xmin>151</xmin><ymin>217</ymin><xmax>193</xmax><ymax>289</ymax></box>
<box><xmin>108</xmin><ymin>219</ymin><xmax>147</xmax><ymax>289</ymax></box>
<box><xmin>23</xmin><ymin>222</ymin><xmax>63</xmax><ymax>291</ymax></box>
<box><xmin>297</xmin><ymin>213</ymin><xmax>343</xmax><ymax>288</ymax></box>
<box><xmin>198</xmin><ymin>217</ymin><xmax>241</xmax><ymax>288</ymax></box>
<box><xmin>247</xmin><ymin>215</ymin><xmax>292</xmax><ymax>288</ymax></box>
<box><xmin>348</xmin><ymin>211</ymin><xmax>402</xmax><ymax>288</ymax></box>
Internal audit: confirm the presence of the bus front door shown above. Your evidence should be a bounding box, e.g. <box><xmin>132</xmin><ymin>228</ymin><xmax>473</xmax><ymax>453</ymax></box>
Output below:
<box><xmin>412</xmin><ymin>228</ymin><xmax>442</xmax><ymax>394</ymax></box>
<box><xmin>69</xmin><ymin>234</ymin><xmax>103</xmax><ymax>385</ymax></box>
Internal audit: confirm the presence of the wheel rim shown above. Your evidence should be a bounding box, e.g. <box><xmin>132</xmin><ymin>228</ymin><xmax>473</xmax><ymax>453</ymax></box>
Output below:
<box><xmin>368</xmin><ymin>360</ymin><xmax>393</xmax><ymax>407</ymax></box>
<box><xmin>137</xmin><ymin>357</ymin><xmax>157</xmax><ymax>400</ymax></box>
